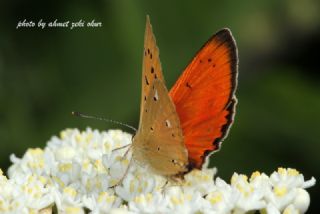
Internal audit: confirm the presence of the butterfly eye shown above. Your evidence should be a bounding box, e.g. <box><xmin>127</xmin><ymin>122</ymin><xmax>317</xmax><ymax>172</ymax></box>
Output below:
<box><xmin>171</xmin><ymin>159</ymin><xmax>179</xmax><ymax>165</ymax></box>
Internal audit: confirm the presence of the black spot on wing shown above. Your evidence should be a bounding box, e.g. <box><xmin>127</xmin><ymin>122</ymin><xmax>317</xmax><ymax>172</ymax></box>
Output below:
<box><xmin>145</xmin><ymin>76</ymin><xmax>149</xmax><ymax>85</ymax></box>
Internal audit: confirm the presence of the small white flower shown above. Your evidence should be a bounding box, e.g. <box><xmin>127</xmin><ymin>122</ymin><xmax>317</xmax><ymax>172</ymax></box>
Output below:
<box><xmin>183</xmin><ymin>168</ymin><xmax>217</xmax><ymax>195</ymax></box>
<box><xmin>129</xmin><ymin>192</ymin><xmax>169</xmax><ymax>213</ymax></box>
<box><xmin>52</xmin><ymin>186</ymin><xmax>83</xmax><ymax>213</ymax></box>
<box><xmin>8</xmin><ymin>148</ymin><xmax>46</xmax><ymax>176</ymax></box>
<box><xmin>55</xmin><ymin>145</ymin><xmax>77</xmax><ymax>161</ymax></box>
<box><xmin>265</xmin><ymin>168</ymin><xmax>312</xmax><ymax>212</ymax></box>
<box><xmin>83</xmin><ymin>191</ymin><xmax>122</xmax><ymax>213</ymax></box>
<box><xmin>231</xmin><ymin>173</ymin><xmax>266</xmax><ymax>212</ymax></box>
<box><xmin>202</xmin><ymin>177</ymin><xmax>239</xmax><ymax>214</ymax></box>
<box><xmin>115</xmin><ymin>166</ymin><xmax>156</xmax><ymax>201</ymax></box>
<box><xmin>165</xmin><ymin>186</ymin><xmax>205</xmax><ymax>213</ymax></box>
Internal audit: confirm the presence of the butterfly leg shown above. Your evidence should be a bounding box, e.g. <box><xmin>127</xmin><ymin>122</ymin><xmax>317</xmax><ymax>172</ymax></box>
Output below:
<box><xmin>112</xmin><ymin>143</ymin><xmax>131</xmax><ymax>152</ymax></box>
<box><xmin>160</xmin><ymin>179</ymin><xmax>169</xmax><ymax>195</ymax></box>
<box><xmin>121</xmin><ymin>145</ymin><xmax>132</xmax><ymax>160</ymax></box>
<box><xmin>109</xmin><ymin>143</ymin><xmax>133</xmax><ymax>188</ymax></box>
<box><xmin>160</xmin><ymin>176</ymin><xmax>185</xmax><ymax>197</ymax></box>
<box><xmin>109</xmin><ymin>156</ymin><xmax>133</xmax><ymax>188</ymax></box>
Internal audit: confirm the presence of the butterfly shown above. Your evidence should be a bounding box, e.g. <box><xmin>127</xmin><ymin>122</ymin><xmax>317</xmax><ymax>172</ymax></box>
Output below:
<box><xmin>131</xmin><ymin>16</ymin><xmax>238</xmax><ymax>178</ymax></box>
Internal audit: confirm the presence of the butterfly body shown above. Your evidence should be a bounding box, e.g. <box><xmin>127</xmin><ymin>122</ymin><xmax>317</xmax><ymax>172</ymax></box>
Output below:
<box><xmin>131</xmin><ymin>16</ymin><xmax>238</xmax><ymax>177</ymax></box>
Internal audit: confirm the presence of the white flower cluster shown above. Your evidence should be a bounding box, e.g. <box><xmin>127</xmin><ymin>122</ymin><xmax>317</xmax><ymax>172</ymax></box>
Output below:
<box><xmin>0</xmin><ymin>128</ymin><xmax>316</xmax><ymax>214</ymax></box>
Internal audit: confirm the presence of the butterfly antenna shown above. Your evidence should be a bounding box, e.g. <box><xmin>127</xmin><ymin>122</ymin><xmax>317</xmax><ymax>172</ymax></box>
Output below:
<box><xmin>72</xmin><ymin>111</ymin><xmax>137</xmax><ymax>132</ymax></box>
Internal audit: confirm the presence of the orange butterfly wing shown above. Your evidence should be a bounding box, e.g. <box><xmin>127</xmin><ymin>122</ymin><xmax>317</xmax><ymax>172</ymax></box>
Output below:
<box><xmin>169</xmin><ymin>29</ymin><xmax>238</xmax><ymax>169</ymax></box>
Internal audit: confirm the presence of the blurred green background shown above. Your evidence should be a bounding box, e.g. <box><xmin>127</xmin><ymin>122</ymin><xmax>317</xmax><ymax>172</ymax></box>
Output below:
<box><xmin>0</xmin><ymin>0</ymin><xmax>319</xmax><ymax>212</ymax></box>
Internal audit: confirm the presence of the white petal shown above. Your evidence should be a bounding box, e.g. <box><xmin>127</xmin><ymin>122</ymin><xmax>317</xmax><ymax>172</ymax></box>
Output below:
<box><xmin>292</xmin><ymin>188</ymin><xmax>310</xmax><ymax>213</ymax></box>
